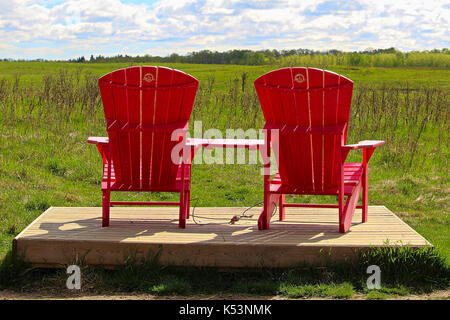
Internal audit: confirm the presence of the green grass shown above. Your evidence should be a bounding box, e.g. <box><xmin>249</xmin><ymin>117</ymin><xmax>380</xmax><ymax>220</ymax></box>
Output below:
<box><xmin>365</xmin><ymin>286</ymin><xmax>411</xmax><ymax>300</ymax></box>
<box><xmin>0</xmin><ymin>246</ymin><xmax>448</xmax><ymax>298</ymax></box>
<box><xmin>1</xmin><ymin>61</ymin><xmax>449</xmax><ymax>89</ymax></box>
<box><xmin>0</xmin><ymin>61</ymin><xmax>448</xmax><ymax>297</ymax></box>
<box><xmin>279</xmin><ymin>282</ymin><xmax>354</xmax><ymax>299</ymax></box>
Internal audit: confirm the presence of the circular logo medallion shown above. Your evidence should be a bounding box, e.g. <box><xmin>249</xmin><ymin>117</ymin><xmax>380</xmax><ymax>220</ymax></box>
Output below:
<box><xmin>143</xmin><ymin>73</ymin><xmax>154</xmax><ymax>83</ymax></box>
<box><xmin>294</xmin><ymin>73</ymin><xmax>306</xmax><ymax>84</ymax></box>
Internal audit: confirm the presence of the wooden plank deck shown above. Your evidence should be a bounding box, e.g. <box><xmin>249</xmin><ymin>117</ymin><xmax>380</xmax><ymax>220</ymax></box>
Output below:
<box><xmin>13</xmin><ymin>206</ymin><xmax>431</xmax><ymax>268</ymax></box>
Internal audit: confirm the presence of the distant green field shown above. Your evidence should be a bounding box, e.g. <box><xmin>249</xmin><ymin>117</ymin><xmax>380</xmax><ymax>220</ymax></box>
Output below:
<box><xmin>1</xmin><ymin>61</ymin><xmax>449</xmax><ymax>89</ymax></box>
<box><xmin>0</xmin><ymin>62</ymin><xmax>448</xmax><ymax>297</ymax></box>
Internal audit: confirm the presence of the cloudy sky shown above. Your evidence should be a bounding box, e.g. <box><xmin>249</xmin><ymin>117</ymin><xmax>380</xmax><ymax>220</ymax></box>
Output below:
<box><xmin>1</xmin><ymin>0</ymin><xmax>449</xmax><ymax>60</ymax></box>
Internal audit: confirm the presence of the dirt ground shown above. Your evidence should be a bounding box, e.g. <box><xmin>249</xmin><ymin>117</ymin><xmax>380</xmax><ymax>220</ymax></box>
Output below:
<box><xmin>0</xmin><ymin>290</ymin><xmax>448</xmax><ymax>300</ymax></box>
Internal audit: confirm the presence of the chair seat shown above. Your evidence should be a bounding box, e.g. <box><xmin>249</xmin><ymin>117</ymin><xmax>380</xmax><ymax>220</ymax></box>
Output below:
<box><xmin>101</xmin><ymin>162</ymin><xmax>191</xmax><ymax>191</ymax></box>
<box><xmin>269</xmin><ymin>162</ymin><xmax>363</xmax><ymax>196</ymax></box>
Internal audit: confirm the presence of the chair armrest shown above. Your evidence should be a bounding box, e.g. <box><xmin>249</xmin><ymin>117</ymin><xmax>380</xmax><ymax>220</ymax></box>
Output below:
<box><xmin>88</xmin><ymin>137</ymin><xmax>110</xmax><ymax>164</ymax></box>
<box><xmin>342</xmin><ymin>140</ymin><xmax>385</xmax><ymax>151</ymax></box>
<box><xmin>87</xmin><ymin>137</ymin><xmax>109</xmax><ymax>145</ymax></box>
<box><xmin>186</xmin><ymin>138</ymin><xmax>209</xmax><ymax>147</ymax></box>
<box><xmin>341</xmin><ymin>140</ymin><xmax>385</xmax><ymax>163</ymax></box>
<box><xmin>186</xmin><ymin>138</ymin><xmax>264</xmax><ymax>150</ymax></box>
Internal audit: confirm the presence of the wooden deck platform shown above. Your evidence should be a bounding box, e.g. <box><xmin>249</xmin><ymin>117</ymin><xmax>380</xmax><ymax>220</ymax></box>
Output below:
<box><xmin>13</xmin><ymin>206</ymin><xmax>431</xmax><ymax>268</ymax></box>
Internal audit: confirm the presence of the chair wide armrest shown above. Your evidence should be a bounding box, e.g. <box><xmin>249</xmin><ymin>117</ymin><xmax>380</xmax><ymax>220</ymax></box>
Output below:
<box><xmin>342</xmin><ymin>140</ymin><xmax>385</xmax><ymax>151</ymax></box>
<box><xmin>186</xmin><ymin>138</ymin><xmax>264</xmax><ymax>150</ymax></box>
<box><xmin>87</xmin><ymin>137</ymin><xmax>109</xmax><ymax>145</ymax></box>
<box><xmin>186</xmin><ymin>137</ymin><xmax>208</xmax><ymax>148</ymax></box>
<box><xmin>341</xmin><ymin>140</ymin><xmax>385</xmax><ymax>163</ymax></box>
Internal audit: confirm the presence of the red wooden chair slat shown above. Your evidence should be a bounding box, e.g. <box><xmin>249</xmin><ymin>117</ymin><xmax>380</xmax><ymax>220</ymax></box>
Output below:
<box><xmin>308</xmin><ymin>68</ymin><xmax>325</xmax><ymax>192</ymax></box>
<box><xmin>323</xmin><ymin>70</ymin><xmax>340</xmax><ymax>190</ymax></box>
<box><xmin>111</xmin><ymin>69</ymin><xmax>132</xmax><ymax>187</ymax></box>
<box><xmin>337</xmin><ymin>75</ymin><xmax>353</xmax><ymax>143</ymax></box>
<box><xmin>254</xmin><ymin>67</ymin><xmax>384</xmax><ymax>232</ymax></box>
<box><xmin>291</xmin><ymin>67</ymin><xmax>313</xmax><ymax>191</ymax></box>
<box><xmin>99</xmin><ymin>73</ymin><xmax>122</xmax><ymax>183</ymax></box>
<box><xmin>125</xmin><ymin>67</ymin><xmax>141</xmax><ymax>188</ymax></box>
<box><xmin>141</xmin><ymin>66</ymin><xmax>157</xmax><ymax>188</ymax></box>
<box><xmin>166</xmin><ymin>70</ymin><xmax>198</xmax><ymax>184</ymax></box>
<box><xmin>90</xmin><ymin>66</ymin><xmax>199</xmax><ymax>228</ymax></box>
<box><xmin>150</xmin><ymin>67</ymin><xmax>172</xmax><ymax>187</ymax></box>
<box><xmin>162</xmin><ymin>68</ymin><xmax>183</xmax><ymax>187</ymax></box>
<box><xmin>261</xmin><ymin>69</ymin><xmax>293</xmax><ymax>186</ymax></box>
<box><xmin>276</xmin><ymin>68</ymin><xmax>304</xmax><ymax>188</ymax></box>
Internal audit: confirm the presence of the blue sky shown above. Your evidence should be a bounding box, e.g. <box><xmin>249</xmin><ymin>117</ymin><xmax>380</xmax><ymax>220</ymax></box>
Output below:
<box><xmin>0</xmin><ymin>0</ymin><xmax>449</xmax><ymax>60</ymax></box>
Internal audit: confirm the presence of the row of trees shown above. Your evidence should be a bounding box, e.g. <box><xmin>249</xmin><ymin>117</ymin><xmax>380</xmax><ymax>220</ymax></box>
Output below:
<box><xmin>278</xmin><ymin>50</ymin><xmax>450</xmax><ymax>68</ymax></box>
<box><xmin>74</xmin><ymin>47</ymin><xmax>404</xmax><ymax>65</ymax></box>
<box><xmin>70</xmin><ymin>48</ymin><xmax>449</xmax><ymax>68</ymax></box>
<box><xmin>4</xmin><ymin>48</ymin><xmax>449</xmax><ymax>68</ymax></box>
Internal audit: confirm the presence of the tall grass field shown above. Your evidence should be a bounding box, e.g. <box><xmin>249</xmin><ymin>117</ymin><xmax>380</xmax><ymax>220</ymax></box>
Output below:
<box><xmin>0</xmin><ymin>61</ymin><xmax>448</xmax><ymax>297</ymax></box>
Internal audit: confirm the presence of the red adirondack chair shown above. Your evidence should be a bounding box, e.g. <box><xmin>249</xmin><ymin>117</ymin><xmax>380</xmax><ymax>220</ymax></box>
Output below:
<box><xmin>254</xmin><ymin>67</ymin><xmax>384</xmax><ymax>232</ymax></box>
<box><xmin>88</xmin><ymin>66</ymin><xmax>199</xmax><ymax>228</ymax></box>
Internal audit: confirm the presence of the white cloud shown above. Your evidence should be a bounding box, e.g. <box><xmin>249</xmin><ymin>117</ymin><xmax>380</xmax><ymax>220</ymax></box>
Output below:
<box><xmin>0</xmin><ymin>0</ymin><xmax>448</xmax><ymax>59</ymax></box>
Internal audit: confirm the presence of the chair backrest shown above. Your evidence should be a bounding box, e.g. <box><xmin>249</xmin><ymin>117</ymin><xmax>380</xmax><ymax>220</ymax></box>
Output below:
<box><xmin>254</xmin><ymin>67</ymin><xmax>353</xmax><ymax>193</ymax></box>
<box><xmin>99</xmin><ymin>66</ymin><xmax>199</xmax><ymax>188</ymax></box>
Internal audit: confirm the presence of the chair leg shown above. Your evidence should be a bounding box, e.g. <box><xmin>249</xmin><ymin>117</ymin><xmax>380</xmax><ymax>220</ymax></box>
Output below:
<box><xmin>102</xmin><ymin>189</ymin><xmax>110</xmax><ymax>227</ymax></box>
<box><xmin>178</xmin><ymin>160</ymin><xmax>187</xmax><ymax>228</ymax></box>
<box><xmin>185</xmin><ymin>190</ymin><xmax>191</xmax><ymax>219</ymax></box>
<box><xmin>279</xmin><ymin>194</ymin><xmax>285</xmax><ymax>221</ymax></box>
<box><xmin>362</xmin><ymin>164</ymin><xmax>369</xmax><ymax>223</ymax></box>
<box><xmin>339</xmin><ymin>184</ymin><xmax>362</xmax><ymax>233</ymax></box>
<box><xmin>258</xmin><ymin>206</ymin><xmax>269</xmax><ymax>230</ymax></box>
<box><xmin>258</xmin><ymin>180</ymin><xmax>270</xmax><ymax>230</ymax></box>
<box><xmin>179</xmin><ymin>189</ymin><xmax>186</xmax><ymax>229</ymax></box>
<box><xmin>338</xmin><ymin>195</ymin><xmax>345</xmax><ymax>233</ymax></box>
<box><xmin>258</xmin><ymin>192</ymin><xmax>280</xmax><ymax>230</ymax></box>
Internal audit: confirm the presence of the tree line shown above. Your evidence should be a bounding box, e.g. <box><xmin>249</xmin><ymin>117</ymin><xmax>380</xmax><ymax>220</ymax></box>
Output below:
<box><xmin>77</xmin><ymin>48</ymin><xmax>450</xmax><ymax>68</ymax></box>
<box><xmin>3</xmin><ymin>47</ymin><xmax>449</xmax><ymax>68</ymax></box>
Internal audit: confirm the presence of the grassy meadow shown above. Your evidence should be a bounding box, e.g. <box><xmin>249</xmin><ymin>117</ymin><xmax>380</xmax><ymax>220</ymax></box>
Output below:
<box><xmin>0</xmin><ymin>61</ymin><xmax>448</xmax><ymax>298</ymax></box>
